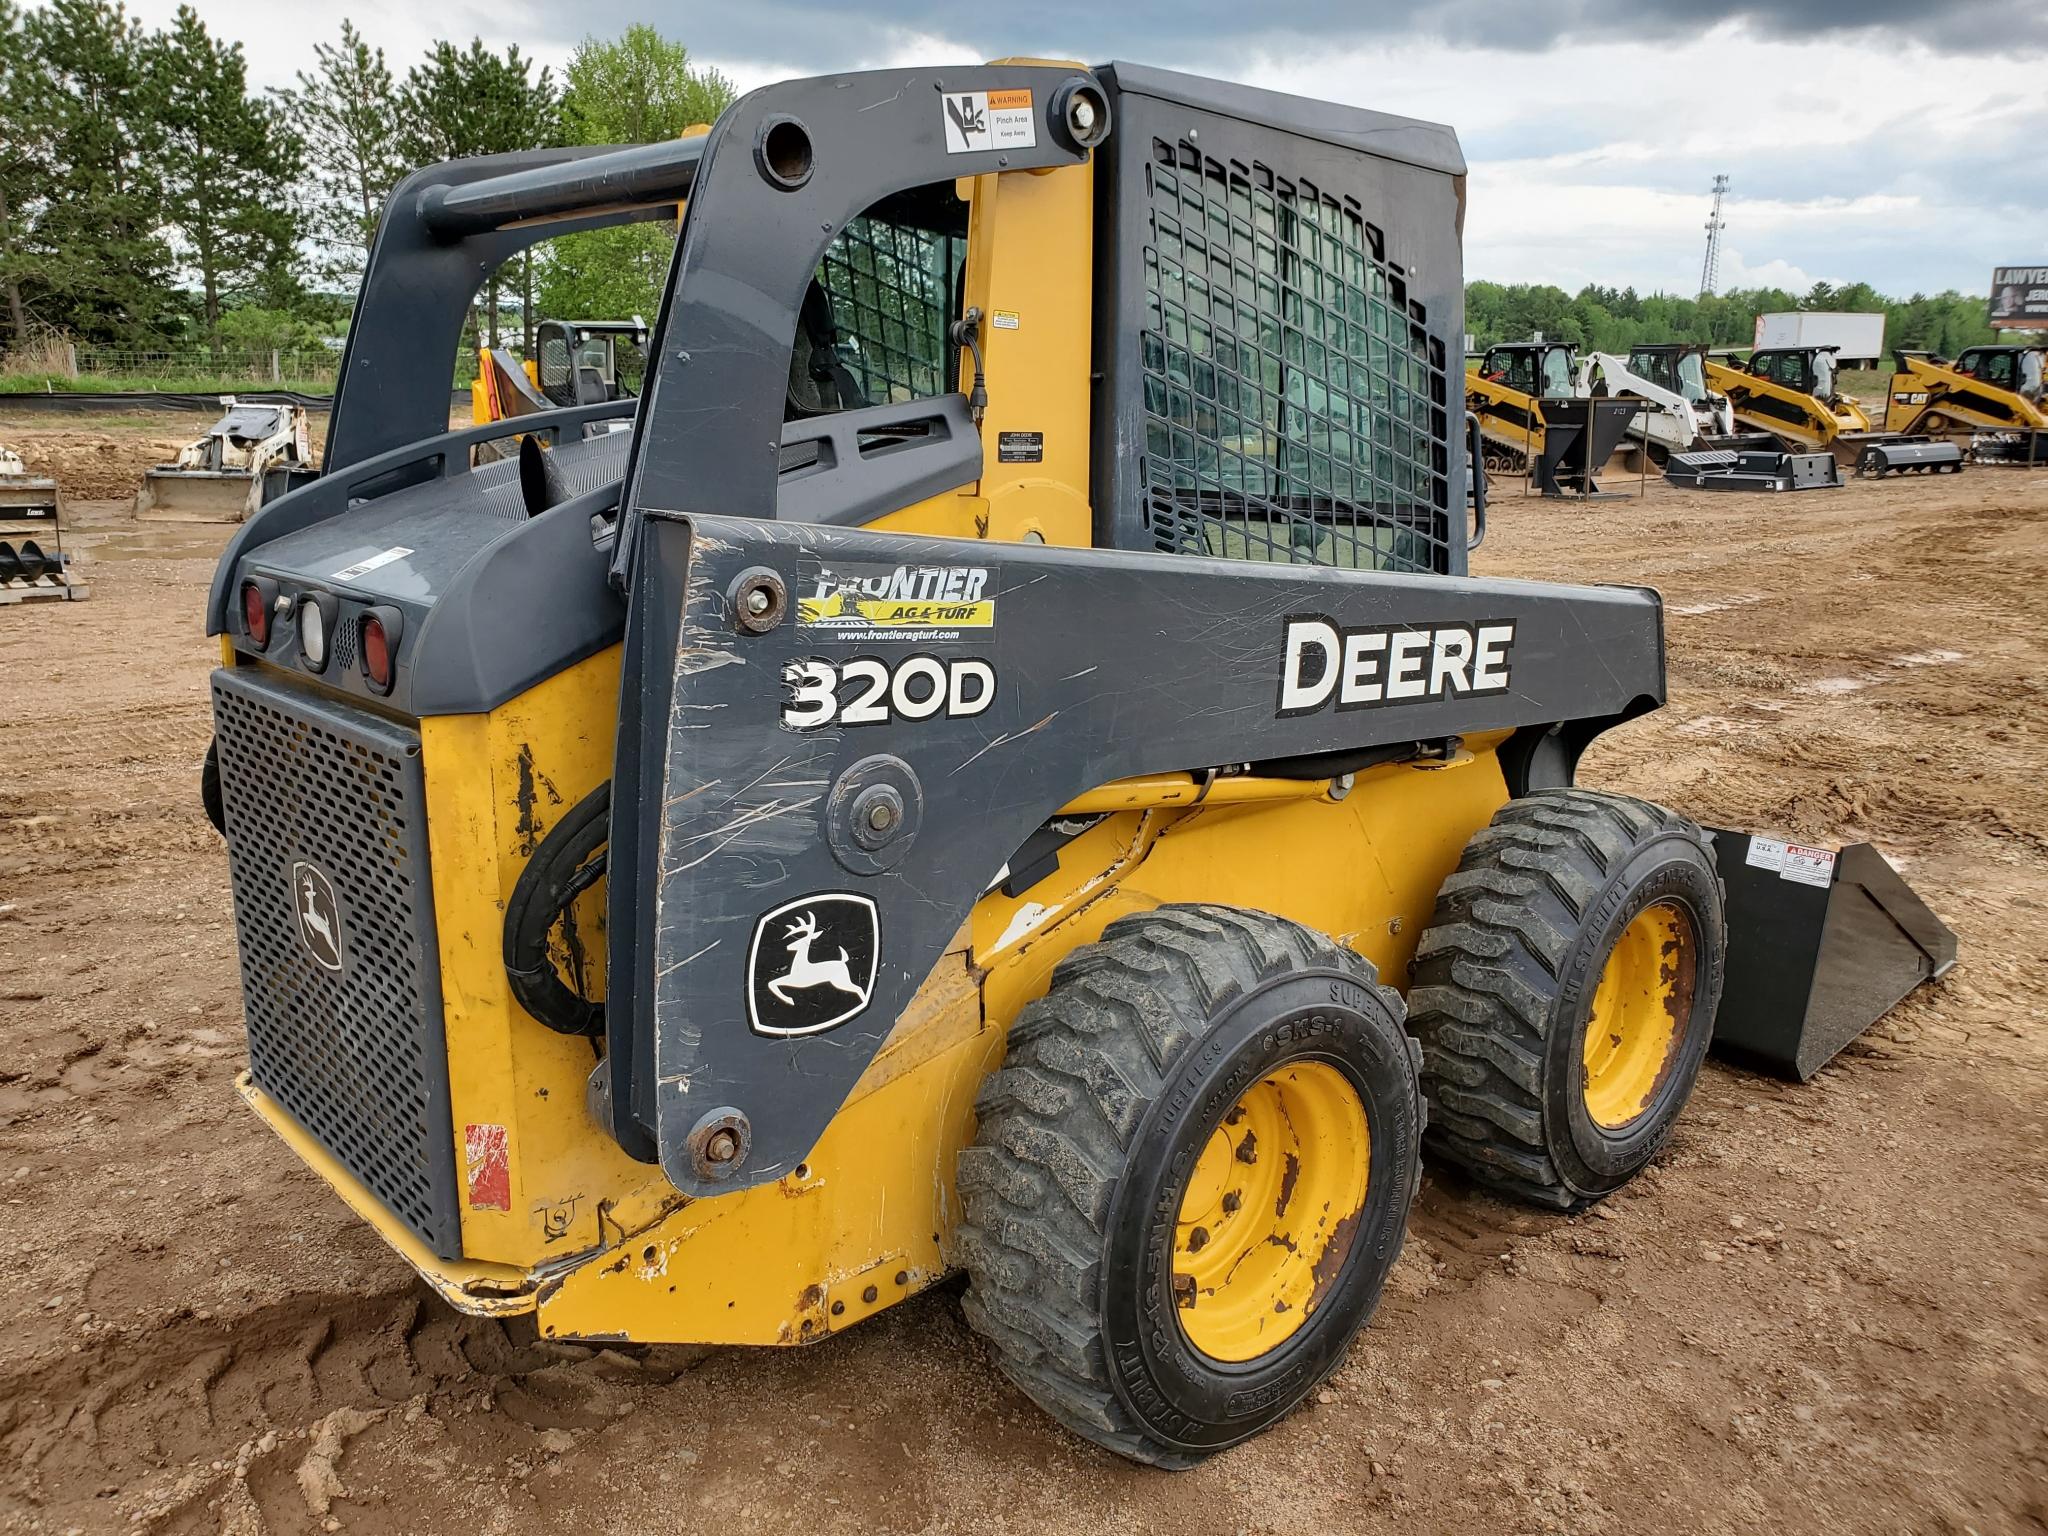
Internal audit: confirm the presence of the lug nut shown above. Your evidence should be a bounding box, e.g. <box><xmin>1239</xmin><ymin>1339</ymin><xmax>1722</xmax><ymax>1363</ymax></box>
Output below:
<box><xmin>1221</xmin><ymin>1191</ymin><xmax>1241</xmax><ymax>1214</ymax></box>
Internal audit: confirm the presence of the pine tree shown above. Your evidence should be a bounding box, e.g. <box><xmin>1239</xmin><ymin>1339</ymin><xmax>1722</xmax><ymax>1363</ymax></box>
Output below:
<box><xmin>273</xmin><ymin>20</ymin><xmax>405</xmax><ymax>286</ymax></box>
<box><xmin>18</xmin><ymin>0</ymin><xmax>173</xmax><ymax>343</ymax></box>
<box><xmin>398</xmin><ymin>38</ymin><xmax>559</xmax><ymax>348</ymax></box>
<box><xmin>0</xmin><ymin>0</ymin><xmax>43</xmax><ymax>345</ymax></box>
<box><xmin>152</xmin><ymin>5</ymin><xmax>305</xmax><ymax>344</ymax></box>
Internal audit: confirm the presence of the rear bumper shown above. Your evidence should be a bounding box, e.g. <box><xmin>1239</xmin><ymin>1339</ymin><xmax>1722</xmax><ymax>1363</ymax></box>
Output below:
<box><xmin>238</xmin><ymin>1072</ymin><xmax>540</xmax><ymax>1317</ymax></box>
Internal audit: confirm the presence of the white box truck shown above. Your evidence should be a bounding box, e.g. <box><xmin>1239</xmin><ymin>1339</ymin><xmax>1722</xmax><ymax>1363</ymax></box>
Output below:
<box><xmin>1753</xmin><ymin>312</ymin><xmax>1886</xmax><ymax>366</ymax></box>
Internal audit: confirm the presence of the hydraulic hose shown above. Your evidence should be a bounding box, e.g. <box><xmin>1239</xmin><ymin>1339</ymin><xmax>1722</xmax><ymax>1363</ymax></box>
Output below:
<box><xmin>502</xmin><ymin>781</ymin><xmax>611</xmax><ymax>1037</ymax></box>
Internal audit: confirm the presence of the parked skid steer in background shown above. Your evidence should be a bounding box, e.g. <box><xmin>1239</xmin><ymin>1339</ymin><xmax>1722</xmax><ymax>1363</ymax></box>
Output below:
<box><xmin>1885</xmin><ymin>345</ymin><xmax>2048</xmax><ymax>464</ymax></box>
<box><xmin>201</xmin><ymin>63</ymin><xmax>1741</xmax><ymax>1466</ymax></box>
<box><xmin>1703</xmin><ymin>346</ymin><xmax>1898</xmax><ymax>464</ymax></box>
<box><xmin>136</xmin><ymin>399</ymin><xmax>314</xmax><ymax>522</ymax></box>
<box><xmin>1585</xmin><ymin>343</ymin><xmax>1740</xmax><ymax>461</ymax></box>
<box><xmin>1466</xmin><ymin>339</ymin><xmax>1578</xmax><ymax>473</ymax></box>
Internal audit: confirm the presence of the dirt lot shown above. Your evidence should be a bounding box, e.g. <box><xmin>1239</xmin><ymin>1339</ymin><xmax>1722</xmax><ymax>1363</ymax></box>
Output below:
<box><xmin>2</xmin><ymin>412</ymin><xmax>2044</xmax><ymax>1535</ymax></box>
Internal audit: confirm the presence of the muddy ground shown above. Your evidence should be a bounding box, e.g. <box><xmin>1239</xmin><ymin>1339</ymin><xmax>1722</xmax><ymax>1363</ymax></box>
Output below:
<box><xmin>1</xmin><ymin>411</ymin><xmax>2044</xmax><ymax>1535</ymax></box>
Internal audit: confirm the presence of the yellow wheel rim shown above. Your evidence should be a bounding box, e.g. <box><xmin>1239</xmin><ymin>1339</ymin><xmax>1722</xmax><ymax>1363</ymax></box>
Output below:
<box><xmin>1581</xmin><ymin>901</ymin><xmax>1697</xmax><ymax>1130</ymax></box>
<box><xmin>1172</xmin><ymin>1061</ymin><xmax>1369</xmax><ymax>1364</ymax></box>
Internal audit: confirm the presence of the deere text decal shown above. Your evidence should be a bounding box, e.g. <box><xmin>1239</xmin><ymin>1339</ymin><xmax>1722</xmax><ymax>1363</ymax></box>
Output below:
<box><xmin>1277</xmin><ymin>616</ymin><xmax>1516</xmax><ymax>716</ymax></box>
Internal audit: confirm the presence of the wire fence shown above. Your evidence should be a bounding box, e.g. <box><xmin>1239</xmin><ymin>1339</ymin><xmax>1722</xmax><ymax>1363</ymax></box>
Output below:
<box><xmin>69</xmin><ymin>346</ymin><xmax>343</xmax><ymax>386</ymax></box>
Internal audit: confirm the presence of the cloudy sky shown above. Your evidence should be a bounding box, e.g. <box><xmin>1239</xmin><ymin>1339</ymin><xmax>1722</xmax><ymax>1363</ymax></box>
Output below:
<box><xmin>117</xmin><ymin>0</ymin><xmax>2047</xmax><ymax>298</ymax></box>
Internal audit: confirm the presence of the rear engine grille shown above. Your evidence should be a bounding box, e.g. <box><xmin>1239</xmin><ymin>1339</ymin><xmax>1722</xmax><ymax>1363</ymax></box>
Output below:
<box><xmin>211</xmin><ymin>667</ymin><xmax>461</xmax><ymax>1259</ymax></box>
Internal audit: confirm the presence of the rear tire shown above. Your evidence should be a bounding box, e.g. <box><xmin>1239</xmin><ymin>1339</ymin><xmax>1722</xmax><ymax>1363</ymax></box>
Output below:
<box><xmin>1409</xmin><ymin>790</ymin><xmax>1725</xmax><ymax>1211</ymax></box>
<box><xmin>955</xmin><ymin>904</ymin><xmax>1421</xmax><ymax>1467</ymax></box>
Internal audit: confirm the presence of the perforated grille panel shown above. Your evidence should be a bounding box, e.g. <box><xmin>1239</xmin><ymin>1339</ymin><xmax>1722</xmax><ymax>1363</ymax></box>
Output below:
<box><xmin>818</xmin><ymin>216</ymin><xmax>964</xmax><ymax>404</ymax></box>
<box><xmin>1138</xmin><ymin>138</ymin><xmax>1453</xmax><ymax>573</ymax></box>
<box><xmin>210</xmin><ymin>667</ymin><xmax>461</xmax><ymax>1259</ymax></box>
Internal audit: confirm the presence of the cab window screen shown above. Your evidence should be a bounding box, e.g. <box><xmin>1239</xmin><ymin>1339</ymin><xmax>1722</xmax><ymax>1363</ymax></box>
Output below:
<box><xmin>1137</xmin><ymin>139</ymin><xmax>1451</xmax><ymax>575</ymax></box>
<box><xmin>814</xmin><ymin>210</ymin><xmax>966</xmax><ymax>405</ymax></box>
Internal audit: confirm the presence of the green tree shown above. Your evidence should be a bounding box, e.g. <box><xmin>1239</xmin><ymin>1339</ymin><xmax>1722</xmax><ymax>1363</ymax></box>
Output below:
<box><xmin>399</xmin><ymin>38</ymin><xmax>559</xmax><ymax>348</ymax></box>
<box><xmin>398</xmin><ymin>38</ymin><xmax>558</xmax><ymax>164</ymax></box>
<box><xmin>17</xmin><ymin>0</ymin><xmax>174</xmax><ymax>343</ymax></box>
<box><xmin>0</xmin><ymin>0</ymin><xmax>43</xmax><ymax>344</ymax></box>
<box><xmin>152</xmin><ymin>6</ymin><xmax>305</xmax><ymax>343</ymax></box>
<box><xmin>558</xmin><ymin>24</ymin><xmax>732</xmax><ymax>143</ymax></box>
<box><xmin>273</xmin><ymin>20</ymin><xmax>406</xmax><ymax>286</ymax></box>
<box><xmin>536</xmin><ymin>27</ymin><xmax>736</xmax><ymax>328</ymax></box>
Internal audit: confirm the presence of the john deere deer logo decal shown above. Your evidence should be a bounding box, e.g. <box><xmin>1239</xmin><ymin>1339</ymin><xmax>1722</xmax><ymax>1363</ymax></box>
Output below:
<box><xmin>746</xmin><ymin>893</ymin><xmax>880</xmax><ymax>1038</ymax></box>
<box><xmin>290</xmin><ymin>860</ymin><xmax>344</xmax><ymax>972</ymax></box>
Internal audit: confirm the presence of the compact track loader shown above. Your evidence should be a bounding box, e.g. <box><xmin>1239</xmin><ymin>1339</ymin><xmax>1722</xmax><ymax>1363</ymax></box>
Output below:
<box><xmin>1587</xmin><ymin>343</ymin><xmax>1741</xmax><ymax>461</ymax></box>
<box><xmin>1884</xmin><ymin>345</ymin><xmax>2048</xmax><ymax>464</ymax></box>
<box><xmin>1466</xmin><ymin>340</ymin><xmax>1578</xmax><ymax>474</ymax></box>
<box><xmin>202</xmin><ymin>63</ymin><xmax>1747</xmax><ymax>1466</ymax></box>
<box><xmin>1703</xmin><ymin>346</ymin><xmax>1902</xmax><ymax>464</ymax></box>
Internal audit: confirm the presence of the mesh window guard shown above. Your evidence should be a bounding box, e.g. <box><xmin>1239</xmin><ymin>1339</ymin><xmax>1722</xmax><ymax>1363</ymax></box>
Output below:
<box><xmin>818</xmin><ymin>216</ymin><xmax>965</xmax><ymax>405</ymax></box>
<box><xmin>1138</xmin><ymin>138</ymin><xmax>1453</xmax><ymax>574</ymax></box>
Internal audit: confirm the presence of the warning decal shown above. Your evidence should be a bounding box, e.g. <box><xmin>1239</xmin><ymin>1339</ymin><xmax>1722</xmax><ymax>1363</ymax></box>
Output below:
<box><xmin>942</xmin><ymin>88</ymin><xmax>1037</xmax><ymax>154</ymax></box>
<box><xmin>1745</xmin><ymin>834</ymin><xmax>1838</xmax><ymax>888</ymax></box>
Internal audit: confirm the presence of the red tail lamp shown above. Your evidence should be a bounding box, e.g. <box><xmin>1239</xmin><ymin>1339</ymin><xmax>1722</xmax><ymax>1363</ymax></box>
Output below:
<box><xmin>361</xmin><ymin>605</ymin><xmax>403</xmax><ymax>695</ymax></box>
<box><xmin>240</xmin><ymin>576</ymin><xmax>279</xmax><ymax>649</ymax></box>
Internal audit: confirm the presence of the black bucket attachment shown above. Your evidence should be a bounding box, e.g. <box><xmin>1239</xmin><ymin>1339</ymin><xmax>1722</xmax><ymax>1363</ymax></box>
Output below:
<box><xmin>1855</xmin><ymin>438</ymin><xmax>1965</xmax><ymax>478</ymax></box>
<box><xmin>1707</xmin><ymin>828</ymin><xmax>1957</xmax><ymax>1081</ymax></box>
<box><xmin>1534</xmin><ymin>397</ymin><xmax>1641</xmax><ymax>496</ymax></box>
<box><xmin>1665</xmin><ymin>448</ymin><xmax>1843</xmax><ymax>493</ymax></box>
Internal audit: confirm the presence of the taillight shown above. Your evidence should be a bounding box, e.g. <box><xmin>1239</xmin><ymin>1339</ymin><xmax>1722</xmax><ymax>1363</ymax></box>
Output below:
<box><xmin>240</xmin><ymin>577</ymin><xmax>278</xmax><ymax>648</ymax></box>
<box><xmin>361</xmin><ymin>604</ymin><xmax>403</xmax><ymax>694</ymax></box>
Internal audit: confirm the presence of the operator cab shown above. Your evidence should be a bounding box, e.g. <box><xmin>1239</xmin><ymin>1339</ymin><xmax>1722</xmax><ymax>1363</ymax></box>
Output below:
<box><xmin>1954</xmin><ymin>345</ymin><xmax>2046</xmax><ymax>403</ymax></box>
<box><xmin>533</xmin><ymin>318</ymin><xmax>650</xmax><ymax>408</ymax></box>
<box><xmin>1749</xmin><ymin>346</ymin><xmax>1840</xmax><ymax>403</ymax></box>
<box><xmin>1628</xmin><ymin>343</ymin><xmax>1712</xmax><ymax>406</ymax></box>
<box><xmin>1478</xmin><ymin>342</ymin><xmax>1575</xmax><ymax>399</ymax></box>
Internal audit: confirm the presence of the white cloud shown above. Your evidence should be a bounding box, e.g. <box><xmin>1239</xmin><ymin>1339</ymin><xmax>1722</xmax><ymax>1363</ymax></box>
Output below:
<box><xmin>62</xmin><ymin>2</ymin><xmax>2047</xmax><ymax>297</ymax></box>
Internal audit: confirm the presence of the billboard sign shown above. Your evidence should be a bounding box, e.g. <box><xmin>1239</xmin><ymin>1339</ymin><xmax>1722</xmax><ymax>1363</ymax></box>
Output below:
<box><xmin>1989</xmin><ymin>266</ymin><xmax>2048</xmax><ymax>330</ymax></box>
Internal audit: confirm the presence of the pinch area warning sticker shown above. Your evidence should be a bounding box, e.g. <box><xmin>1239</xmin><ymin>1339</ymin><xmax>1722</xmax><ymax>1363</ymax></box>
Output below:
<box><xmin>1745</xmin><ymin>835</ymin><xmax>1838</xmax><ymax>888</ymax></box>
<box><xmin>943</xmin><ymin>88</ymin><xmax>1036</xmax><ymax>154</ymax></box>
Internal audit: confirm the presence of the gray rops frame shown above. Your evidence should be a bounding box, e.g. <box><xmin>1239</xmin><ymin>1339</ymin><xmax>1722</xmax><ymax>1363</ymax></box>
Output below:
<box><xmin>600</xmin><ymin>65</ymin><xmax>1665</xmax><ymax>1195</ymax></box>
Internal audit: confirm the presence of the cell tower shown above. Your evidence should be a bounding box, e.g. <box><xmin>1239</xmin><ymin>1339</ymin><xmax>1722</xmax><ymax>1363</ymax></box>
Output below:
<box><xmin>1699</xmin><ymin>174</ymin><xmax>1729</xmax><ymax>297</ymax></box>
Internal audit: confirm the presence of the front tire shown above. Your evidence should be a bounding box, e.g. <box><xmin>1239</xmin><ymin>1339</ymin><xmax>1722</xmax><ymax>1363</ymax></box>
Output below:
<box><xmin>1409</xmin><ymin>790</ymin><xmax>1725</xmax><ymax>1211</ymax></box>
<box><xmin>955</xmin><ymin>904</ymin><xmax>1421</xmax><ymax>1467</ymax></box>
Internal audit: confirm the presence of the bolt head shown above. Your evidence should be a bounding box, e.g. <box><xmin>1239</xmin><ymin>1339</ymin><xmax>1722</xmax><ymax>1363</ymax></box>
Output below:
<box><xmin>866</xmin><ymin>801</ymin><xmax>897</xmax><ymax>832</ymax></box>
<box><xmin>1071</xmin><ymin>97</ymin><xmax>1097</xmax><ymax>131</ymax></box>
<box><xmin>744</xmin><ymin>587</ymin><xmax>771</xmax><ymax>615</ymax></box>
<box><xmin>705</xmin><ymin>1128</ymin><xmax>740</xmax><ymax>1162</ymax></box>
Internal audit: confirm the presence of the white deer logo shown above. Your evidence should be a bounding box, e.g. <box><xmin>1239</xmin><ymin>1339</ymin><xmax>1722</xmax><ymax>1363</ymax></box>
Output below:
<box><xmin>766</xmin><ymin>909</ymin><xmax>870</xmax><ymax>1008</ymax></box>
<box><xmin>293</xmin><ymin>863</ymin><xmax>342</xmax><ymax>970</ymax></box>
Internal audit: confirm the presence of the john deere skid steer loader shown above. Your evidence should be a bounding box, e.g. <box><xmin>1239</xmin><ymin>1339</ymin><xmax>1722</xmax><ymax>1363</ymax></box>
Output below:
<box><xmin>201</xmin><ymin>63</ymin><xmax>1731</xmax><ymax>1466</ymax></box>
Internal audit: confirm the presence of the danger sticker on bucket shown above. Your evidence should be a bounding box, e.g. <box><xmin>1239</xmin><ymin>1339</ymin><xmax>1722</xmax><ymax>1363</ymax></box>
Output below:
<box><xmin>1745</xmin><ymin>835</ymin><xmax>1837</xmax><ymax>888</ymax></box>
